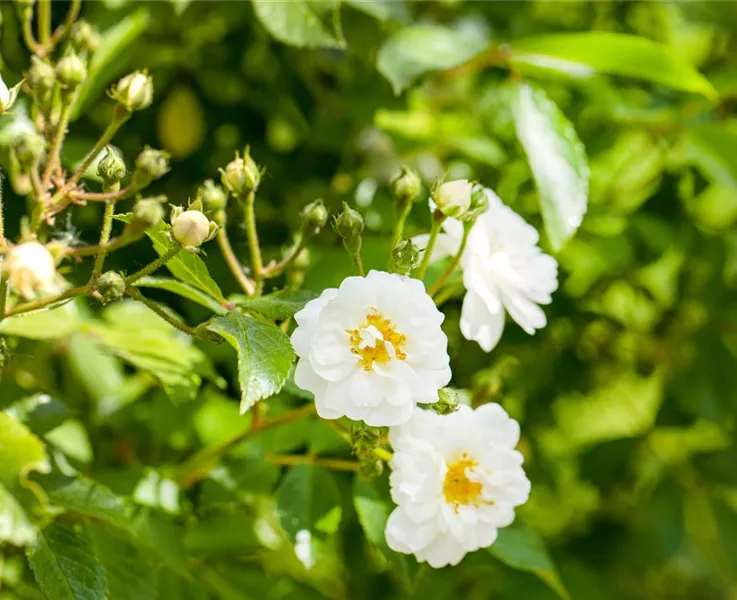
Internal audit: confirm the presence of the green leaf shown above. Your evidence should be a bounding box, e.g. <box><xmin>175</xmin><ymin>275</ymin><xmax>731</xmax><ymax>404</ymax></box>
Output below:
<box><xmin>70</xmin><ymin>8</ymin><xmax>151</xmax><ymax>119</ymax></box>
<box><xmin>232</xmin><ymin>289</ymin><xmax>317</xmax><ymax>321</ymax></box>
<box><xmin>353</xmin><ymin>478</ymin><xmax>419</xmax><ymax>589</ymax></box>
<box><xmin>184</xmin><ymin>512</ymin><xmax>260</xmax><ymax>556</ymax></box>
<box><xmin>27</xmin><ymin>522</ymin><xmax>107</xmax><ymax>600</ymax></box>
<box><xmin>345</xmin><ymin>0</ymin><xmax>408</xmax><ymax>22</ymax></box>
<box><xmin>510</xmin><ymin>32</ymin><xmax>716</xmax><ymax>98</ymax></box>
<box><xmin>679</xmin><ymin>124</ymin><xmax>737</xmax><ymax>189</ymax></box>
<box><xmin>252</xmin><ymin>0</ymin><xmax>344</xmax><ymax>49</ymax></box>
<box><xmin>207</xmin><ymin>312</ymin><xmax>295</xmax><ymax>414</ymax></box>
<box><xmin>377</xmin><ymin>25</ymin><xmax>487</xmax><ymax>94</ymax></box>
<box><xmin>276</xmin><ymin>465</ymin><xmax>342</xmax><ymax>542</ymax></box>
<box><xmin>489</xmin><ymin>523</ymin><xmax>571</xmax><ymax>600</ymax></box>
<box><xmin>7</xmin><ymin>394</ymin><xmax>73</xmax><ymax>436</ymax></box>
<box><xmin>0</xmin><ymin>412</ymin><xmax>47</xmax><ymax>490</ymax></box>
<box><xmin>0</xmin><ymin>302</ymin><xmax>82</xmax><ymax>339</ymax></box>
<box><xmin>87</xmin><ymin>522</ymin><xmax>156</xmax><ymax>600</ymax></box>
<box><xmin>115</xmin><ymin>216</ymin><xmax>223</xmax><ymax>301</ymax></box>
<box><xmin>0</xmin><ymin>484</ymin><xmax>35</xmax><ymax>546</ymax></box>
<box><xmin>513</xmin><ymin>83</ymin><xmax>589</xmax><ymax>251</ymax></box>
<box><xmin>136</xmin><ymin>276</ymin><xmax>228</xmax><ymax>314</ymax></box>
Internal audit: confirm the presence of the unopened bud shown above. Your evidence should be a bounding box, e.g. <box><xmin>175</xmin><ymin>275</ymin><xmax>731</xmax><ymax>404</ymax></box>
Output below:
<box><xmin>127</xmin><ymin>198</ymin><xmax>165</xmax><ymax>235</ymax></box>
<box><xmin>97</xmin><ymin>147</ymin><xmax>126</xmax><ymax>188</ymax></box>
<box><xmin>0</xmin><ymin>74</ymin><xmax>22</xmax><ymax>114</ymax></box>
<box><xmin>433</xmin><ymin>179</ymin><xmax>472</xmax><ymax>219</ymax></box>
<box><xmin>3</xmin><ymin>242</ymin><xmax>57</xmax><ymax>300</ymax></box>
<box><xmin>13</xmin><ymin>133</ymin><xmax>45</xmax><ymax>171</ymax></box>
<box><xmin>27</xmin><ymin>56</ymin><xmax>55</xmax><ymax>93</ymax></box>
<box><xmin>358</xmin><ymin>457</ymin><xmax>384</xmax><ymax>478</ymax></box>
<box><xmin>431</xmin><ymin>388</ymin><xmax>460</xmax><ymax>415</ymax></box>
<box><xmin>220</xmin><ymin>148</ymin><xmax>261</xmax><ymax>197</ymax></box>
<box><xmin>391</xmin><ymin>166</ymin><xmax>422</xmax><ymax>210</ymax></box>
<box><xmin>111</xmin><ymin>70</ymin><xmax>154</xmax><ymax>112</ymax></box>
<box><xmin>300</xmin><ymin>199</ymin><xmax>328</xmax><ymax>236</ymax></box>
<box><xmin>460</xmin><ymin>186</ymin><xmax>489</xmax><ymax>222</ymax></box>
<box><xmin>171</xmin><ymin>209</ymin><xmax>215</xmax><ymax>248</ymax></box>
<box><xmin>391</xmin><ymin>239</ymin><xmax>420</xmax><ymax>275</ymax></box>
<box><xmin>96</xmin><ymin>271</ymin><xmax>126</xmax><ymax>304</ymax></box>
<box><xmin>333</xmin><ymin>202</ymin><xmax>364</xmax><ymax>255</ymax></box>
<box><xmin>199</xmin><ymin>179</ymin><xmax>227</xmax><ymax>212</ymax></box>
<box><xmin>70</xmin><ymin>20</ymin><xmax>101</xmax><ymax>53</ymax></box>
<box><xmin>56</xmin><ymin>54</ymin><xmax>87</xmax><ymax>89</ymax></box>
<box><xmin>133</xmin><ymin>147</ymin><xmax>170</xmax><ymax>188</ymax></box>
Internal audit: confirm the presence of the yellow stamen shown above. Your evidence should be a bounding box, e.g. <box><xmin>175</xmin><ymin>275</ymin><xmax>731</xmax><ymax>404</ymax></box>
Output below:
<box><xmin>347</xmin><ymin>310</ymin><xmax>407</xmax><ymax>371</ymax></box>
<box><xmin>443</xmin><ymin>455</ymin><xmax>483</xmax><ymax>510</ymax></box>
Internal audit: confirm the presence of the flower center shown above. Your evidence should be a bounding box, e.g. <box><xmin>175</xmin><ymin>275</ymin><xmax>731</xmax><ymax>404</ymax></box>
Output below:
<box><xmin>443</xmin><ymin>456</ymin><xmax>483</xmax><ymax>509</ymax></box>
<box><xmin>348</xmin><ymin>310</ymin><xmax>407</xmax><ymax>371</ymax></box>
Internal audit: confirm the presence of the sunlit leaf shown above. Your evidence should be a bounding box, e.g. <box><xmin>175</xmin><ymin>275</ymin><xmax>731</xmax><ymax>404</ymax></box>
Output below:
<box><xmin>252</xmin><ymin>0</ymin><xmax>344</xmax><ymax>49</ymax></box>
<box><xmin>232</xmin><ymin>289</ymin><xmax>317</xmax><ymax>321</ymax></box>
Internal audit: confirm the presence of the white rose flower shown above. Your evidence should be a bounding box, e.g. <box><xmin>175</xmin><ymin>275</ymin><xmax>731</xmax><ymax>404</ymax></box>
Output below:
<box><xmin>291</xmin><ymin>270</ymin><xmax>451</xmax><ymax>427</ymax></box>
<box><xmin>434</xmin><ymin>179</ymin><xmax>472</xmax><ymax>218</ymax></box>
<box><xmin>417</xmin><ymin>187</ymin><xmax>558</xmax><ymax>352</ymax></box>
<box><xmin>3</xmin><ymin>242</ymin><xmax>58</xmax><ymax>300</ymax></box>
<box><xmin>172</xmin><ymin>210</ymin><xmax>211</xmax><ymax>248</ymax></box>
<box><xmin>385</xmin><ymin>404</ymin><xmax>530</xmax><ymax>568</ymax></box>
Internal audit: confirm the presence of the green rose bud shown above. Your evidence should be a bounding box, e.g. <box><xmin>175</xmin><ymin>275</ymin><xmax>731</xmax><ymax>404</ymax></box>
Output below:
<box><xmin>96</xmin><ymin>271</ymin><xmax>126</xmax><ymax>304</ymax></box>
<box><xmin>132</xmin><ymin>147</ymin><xmax>170</xmax><ymax>188</ymax></box>
<box><xmin>97</xmin><ymin>147</ymin><xmax>126</xmax><ymax>188</ymax></box>
<box><xmin>459</xmin><ymin>186</ymin><xmax>489</xmax><ymax>222</ymax></box>
<box><xmin>300</xmin><ymin>199</ymin><xmax>328</xmax><ymax>237</ymax></box>
<box><xmin>55</xmin><ymin>53</ymin><xmax>87</xmax><ymax>89</ymax></box>
<box><xmin>333</xmin><ymin>202</ymin><xmax>364</xmax><ymax>255</ymax></box>
<box><xmin>126</xmin><ymin>198</ymin><xmax>165</xmax><ymax>235</ymax></box>
<box><xmin>13</xmin><ymin>132</ymin><xmax>46</xmax><ymax>171</ymax></box>
<box><xmin>391</xmin><ymin>166</ymin><xmax>422</xmax><ymax>211</ymax></box>
<box><xmin>70</xmin><ymin>20</ymin><xmax>101</xmax><ymax>53</ymax></box>
<box><xmin>220</xmin><ymin>148</ymin><xmax>261</xmax><ymax>198</ymax></box>
<box><xmin>391</xmin><ymin>238</ymin><xmax>420</xmax><ymax>275</ymax></box>
<box><xmin>199</xmin><ymin>179</ymin><xmax>228</xmax><ymax>212</ymax></box>
<box><xmin>431</xmin><ymin>388</ymin><xmax>460</xmax><ymax>415</ymax></box>
<box><xmin>111</xmin><ymin>70</ymin><xmax>154</xmax><ymax>112</ymax></box>
<box><xmin>27</xmin><ymin>56</ymin><xmax>55</xmax><ymax>93</ymax></box>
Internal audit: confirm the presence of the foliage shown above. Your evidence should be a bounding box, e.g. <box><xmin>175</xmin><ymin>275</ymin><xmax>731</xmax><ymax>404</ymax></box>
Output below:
<box><xmin>0</xmin><ymin>1</ymin><xmax>736</xmax><ymax>599</ymax></box>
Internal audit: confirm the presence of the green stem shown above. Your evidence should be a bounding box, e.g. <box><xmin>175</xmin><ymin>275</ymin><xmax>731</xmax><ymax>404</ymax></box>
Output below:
<box><xmin>66</xmin><ymin>234</ymin><xmax>138</xmax><ymax>258</ymax></box>
<box><xmin>243</xmin><ymin>190</ymin><xmax>264</xmax><ymax>293</ymax></box>
<box><xmin>21</xmin><ymin>12</ymin><xmax>40</xmax><ymax>53</ymax></box>
<box><xmin>91</xmin><ymin>202</ymin><xmax>115</xmax><ymax>282</ymax></box>
<box><xmin>351</xmin><ymin>250</ymin><xmax>365</xmax><ymax>276</ymax></box>
<box><xmin>125</xmin><ymin>245</ymin><xmax>181</xmax><ymax>285</ymax></box>
<box><xmin>216</xmin><ymin>228</ymin><xmax>255</xmax><ymax>295</ymax></box>
<box><xmin>391</xmin><ymin>204</ymin><xmax>412</xmax><ymax>251</ymax></box>
<box><xmin>175</xmin><ymin>403</ymin><xmax>317</xmax><ymax>488</ymax></box>
<box><xmin>42</xmin><ymin>102</ymin><xmax>74</xmax><ymax>191</ymax></box>
<box><xmin>47</xmin><ymin>0</ymin><xmax>81</xmax><ymax>49</ymax></box>
<box><xmin>428</xmin><ymin>223</ymin><xmax>470</xmax><ymax>297</ymax></box>
<box><xmin>416</xmin><ymin>214</ymin><xmax>445</xmax><ymax>280</ymax></box>
<box><xmin>37</xmin><ymin>0</ymin><xmax>51</xmax><ymax>45</ymax></box>
<box><xmin>125</xmin><ymin>286</ymin><xmax>200</xmax><ymax>337</ymax></box>
<box><xmin>262</xmin><ymin>234</ymin><xmax>306</xmax><ymax>279</ymax></box>
<box><xmin>268</xmin><ymin>454</ymin><xmax>359</xmax><ymax>472</ymax></box>
<box><xmin>48</xmin><ymin>112</ymin><xmax>131</xmax><ymax>209</ymax></box>
<box><xmin>69</xmin><ymin>185</ymin><xmax>135</xmax><ymax>203</ymax></box>
<box><xmin>0</xmin><ymin>274</ymin><xmax>9</xmax><ymax>322</ymax></box>
<box><xmin>6</xmin><ymin>285</ymin><xmax>88</xmax><ymax>317</ymax></box>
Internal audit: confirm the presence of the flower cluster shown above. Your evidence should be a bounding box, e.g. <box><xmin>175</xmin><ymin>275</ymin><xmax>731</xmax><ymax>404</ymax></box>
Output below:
<box><xmin>291</xmin><ymin>179</ymin><xmax>554</xmax><ymax>568</ymax></box>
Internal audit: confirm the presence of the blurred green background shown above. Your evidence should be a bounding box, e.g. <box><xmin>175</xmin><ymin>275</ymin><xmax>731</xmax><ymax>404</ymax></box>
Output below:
<box><xmin>2</xmin><ymin>1</ymin><xmax>737</xmax><ymax>599</ymax></box>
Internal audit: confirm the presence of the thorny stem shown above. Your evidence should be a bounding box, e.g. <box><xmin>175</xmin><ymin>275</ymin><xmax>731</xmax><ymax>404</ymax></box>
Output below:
<box><xmin>125</xmin><ymin>286</ymin><xmax>204</xmax><ymax>338</ymax></box>
<box><xmin>262</xmin><ymin>235</ymin><xmax>307</xmax><ymax>279</ymax></box>
<box><xmin>66</xmin><ymin>234</ymin><xmax>138</xmax><ymax>258</ymax></box>
<box><xmin>217</xmin><ymin>228</ymin><xmax>255</xmax><ymax>295</ymax></box>
<box><xmin>5</xmin><ymin>285</ymin><xmax>88</xmax><ymax>317</ymax></box>
<box><xmin>416</xmin><ymin>213</ymin><xmax>445</xmax><ymax>280</ymax></box>
<box><xmin>47</xmin><ymin>112</ymin><xmax>131</xmax><ymax>210</ymax></box>
<box><xmin>243</xmin><ymin>190</ymin><xmax>264</xmax><ymax>294</ymax></box>
<box><xmin>43</xmin><ymin>102</ymin><xmax>73</xmax><ymax>191</ymax></box>
<box><xmin>0</xmin><ymin>275</ymin><xmax>9</xmax><ymax>324</ymax></box>
<box><xmin>90</xmin><ymin>202</ymin><xmax>115</xmax><ymax>282</ymax></box>
<box><xmin>176</xmin><ymin>403</ymin><xmax>317</xmax><ymax>488</ymax></box>
<box><xmin>125</xmin><ymin>245</ymin><xmax>181</xmax><ymax>285</ymax></box>
<box><xmin>45</xmin><ymin>0</ymin><xmax>81</xmax><ymax>52</ymax></box>
<box><xmin>428</xmin><ymin>223</ymin><xmax>470</xmax><ymax>297</ymax></box>
<box><xmin>69</xmin><ymin>185</ymin><xmax>136</xmax><ymax>203</ymax></box>
<box><xmin>268</xmin><ymin>454</ymin><xmax>360</xmax><ymax>472</ymax></box>
<box><xmin>37</xmin><ymin>0</ymin><xmax>52</xmax><ymax>46</ymax></box>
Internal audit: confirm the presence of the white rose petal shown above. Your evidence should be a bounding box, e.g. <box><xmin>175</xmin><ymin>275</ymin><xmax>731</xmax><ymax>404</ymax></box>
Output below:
<box><xmin>0</xmin><ymin>75</ymin><xmax>9</xmax><ymax>111</ymax></box>
<box><xmin>419</xmin><ymin>187</ymin><xmax>558</xmax><ymax>352</ymax></box>
<box><xmin>434</xmin><ymin>179</ymin><xmax>472</xmax><ymax>218</ymax></box>
<box><xmin>385</xmin><ymin>404</ymin><xmax>530</xmax><ymax>568</ymax></box>
<box><xmin>291</xmin><ymin>270</ymin><xmax>451</xmax><ymax>427</ymax></box>
<box><xmin>3</xmin><ymin>242</ymin><xmax>58</xmax><ymax>300</ymax></box>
